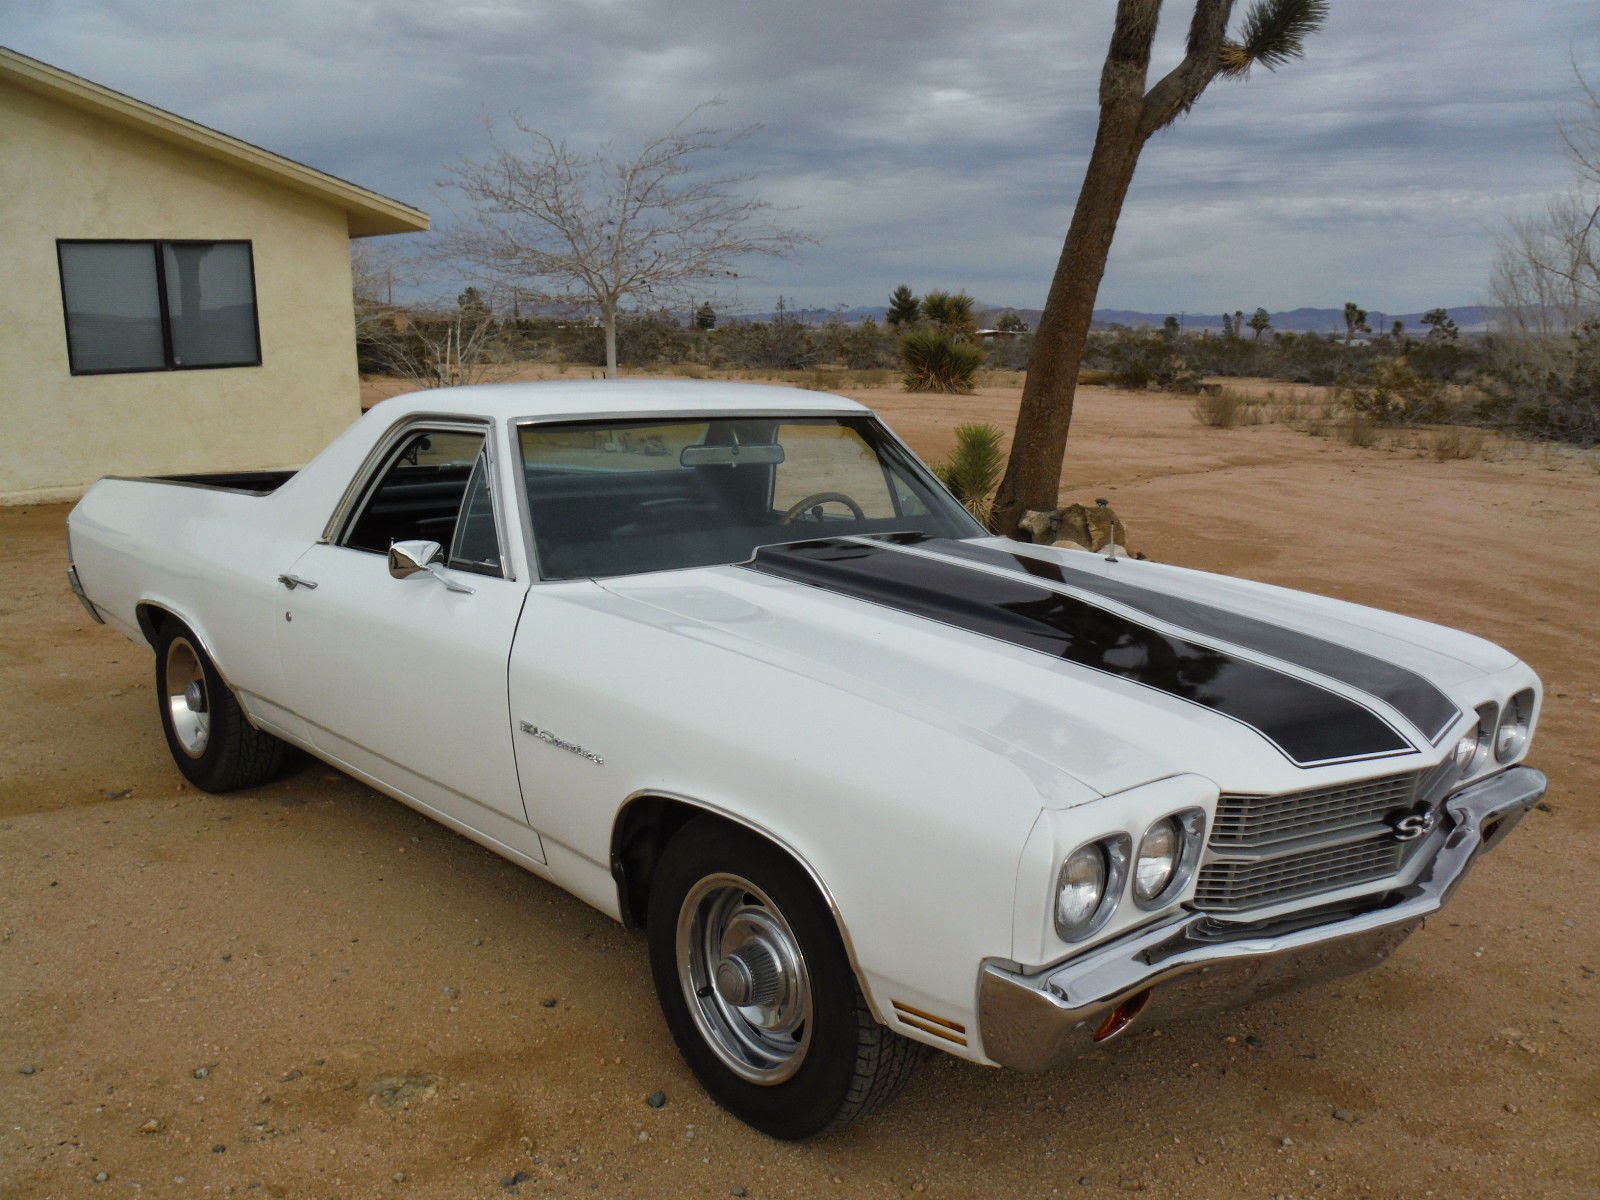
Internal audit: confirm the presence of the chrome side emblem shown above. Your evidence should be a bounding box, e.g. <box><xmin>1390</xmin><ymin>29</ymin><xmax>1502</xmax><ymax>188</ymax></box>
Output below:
<box><xmin>518</xmin><ymin>721</ymin><xmax>604</xmax><ymax>766</ymax></box>
<box><xmin>1388</xmin><ymin>804</ymin><xmax>1438</xmax><ymax>842</ymax></box>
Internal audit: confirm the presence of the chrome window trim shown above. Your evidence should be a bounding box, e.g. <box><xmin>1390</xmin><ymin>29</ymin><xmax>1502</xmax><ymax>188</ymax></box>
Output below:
<box><xmin>510</xmin><ymin>408</ymin><xmax>975</xmax><ymax>584</ymax></box>
<box><xmin>446</xmin><ymin>446</ymin><xmax>513</xmax><ymax>579</ymax></box>
<box><xmin>319</xmin><ymin>414</ymin><xmax>517</xmax><ymax>583</ymax></box>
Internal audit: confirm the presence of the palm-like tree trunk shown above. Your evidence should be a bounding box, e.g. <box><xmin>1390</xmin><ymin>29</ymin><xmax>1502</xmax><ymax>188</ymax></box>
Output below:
<box><xmin>990</xmin><ymin>0</ymin><xmax>1325</xmax><ymax>537</ymax></box>
<box><xmin>992</xmin><ymin>53</ymin><xmax>1153</xmax><ymax>534</ymax></box>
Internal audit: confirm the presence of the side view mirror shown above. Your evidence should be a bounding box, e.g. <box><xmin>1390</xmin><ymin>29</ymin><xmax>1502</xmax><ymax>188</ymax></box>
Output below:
<box><xmin>388</xmin><ymin>540</ymin><xmax>474</xmax><ymax>594</ymax></box>
<box><xmin>388</xmin><ymin>539</ymin><xmax>445</xmax><ymax>579</ymax></box>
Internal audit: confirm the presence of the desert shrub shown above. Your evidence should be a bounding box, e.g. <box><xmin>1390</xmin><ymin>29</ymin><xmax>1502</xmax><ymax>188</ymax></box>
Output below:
<box><xmin>714</xmin><ymin>318</ymin><xmax>823</xmax><ymax>371</ymax></box>
<box><xmin>548</xmin><ymin>311</ymin><xmax>694</xmax><ymax>368</ymax></box>
<box><xmin>1192</xmin><ymin>387</ymin><xmax>1252</xmax><ymax>428</ymax></box>
<box><xmin>983</xmin><ymin>334</ymin><xmax>1033</xmax><ymax>371</ymax></box>
<box><xmin>1342</xmin><ymin>414</ymin><xmax>1379</xmax><ymax>447</ymax></box>
<box><xmin>1187</xmin><ymin>332</ymin><xmax>1271</xmax><ymax>377</ymax></box>
<box><xmin>1478</xmin><ymin>322</ymin><xmax>1600</xmax><ymax>445</ymax></box>
<box><xmin>1344</xmin><ymin>359</ymin><xmax>1449</xmax><ymax>425</ymax></box>
<box><xmin>901</xmin><ymin>330</ymin><xmax>984</xmax><ymax>393</ymax></box>
<box><xmin>824</xmin><ymin>318</ymin><xmax>897</xmax><ymax>370</ymax></box>
<box><xmin>1426</xmin><ymin>428</ymin><xmax>1488</xmax><ymax>461</ymax></box>
<box><xmin>1405</xmin><ymin>337</ymin><xmax>1481</xmax><ymax>383</ymax></box>
<box><xmin>932</xmin><ymin>423</ymin><xmax>1004</xmax><ymax>521</ymax></box>
<box><xmin>1266</xmin><ymin>330</ymin><xmax>1369</xmax><ymax>387</ymax></box>
<box><xmin>1087</xmin><ymin>332</ymin><xmax>1203</xmax><ymax>392</ymax></box>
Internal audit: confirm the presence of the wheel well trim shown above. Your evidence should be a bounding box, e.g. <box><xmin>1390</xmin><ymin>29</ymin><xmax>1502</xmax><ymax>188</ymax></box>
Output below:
<box><xmin>611</xmin><ymin>789</ymin><xmax>884</xmax><ymax>1026</ymax></box>
<box><xmin>134</xmin><ymin>601</ymin><xmax>243</xmax><ymax>698</ymax></box>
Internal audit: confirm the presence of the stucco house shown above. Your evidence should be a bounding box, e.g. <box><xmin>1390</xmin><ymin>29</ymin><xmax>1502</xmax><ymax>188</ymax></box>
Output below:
<box><xmin>0</xmin><ymin>47</ymin><xmax>428</xmax><ymax>504</ymax></box>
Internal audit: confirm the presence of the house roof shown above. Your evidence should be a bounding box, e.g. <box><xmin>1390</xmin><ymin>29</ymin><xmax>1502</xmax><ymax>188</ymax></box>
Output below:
<box><xmin>0</xmin><ymin>46</ymin><xmax>429</xmax><ymax>238</ymax></box>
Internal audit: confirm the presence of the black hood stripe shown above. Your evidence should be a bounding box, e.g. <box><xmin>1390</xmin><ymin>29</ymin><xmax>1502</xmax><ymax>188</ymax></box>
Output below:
<box><xmin>929</xmin><ymin>540</ymin><xmax>1460</xmax><ymax>745</ymax></box>
<box><xmin>744</xmin><ymin>538</ymin><xmax>1413</xmax><ymax>768</ymax></box>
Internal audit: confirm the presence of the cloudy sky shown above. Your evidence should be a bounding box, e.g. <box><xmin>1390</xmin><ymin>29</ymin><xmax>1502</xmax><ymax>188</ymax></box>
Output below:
<box><xmin>5</xmin><ymin>1</ymin><xmax>1594</xmax><ymax>316</ymax></box>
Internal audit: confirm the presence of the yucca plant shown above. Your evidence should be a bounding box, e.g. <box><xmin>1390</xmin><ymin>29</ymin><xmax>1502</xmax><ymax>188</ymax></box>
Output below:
<box><xmin>901</xmin><ymin>330</ymin><xmax>984</xmax><ymax>394</ymax></box>
<box><xmin>933</xmin><ymin>422</ymin><xmax>1005</xmax><ymax>523</ymax></box>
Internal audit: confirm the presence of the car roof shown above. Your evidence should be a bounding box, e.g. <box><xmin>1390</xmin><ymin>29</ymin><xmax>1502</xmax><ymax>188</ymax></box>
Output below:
<box><xmin>375</xmin><ymin>379</ymin><xmax>871</xmax><ymax>423</ymax></box>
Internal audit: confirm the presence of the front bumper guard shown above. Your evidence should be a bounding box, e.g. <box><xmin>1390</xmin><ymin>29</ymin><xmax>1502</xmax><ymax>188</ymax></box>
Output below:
<box><xmin>979</xmin><ymin>766</ymin><xmax>1547</xmax><ymax>1071</ymax></box>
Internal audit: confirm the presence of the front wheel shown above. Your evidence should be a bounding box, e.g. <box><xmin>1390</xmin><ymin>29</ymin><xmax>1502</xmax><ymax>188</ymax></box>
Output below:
<box><xmin>647</xmin><ymin>820</ymin><xmax>919</xmax><ymax>1139</ymax></box>
<box><xmin>155</xmin><ymin>620</ymin><xmax>285</xmax><ymax>793</ymax></box>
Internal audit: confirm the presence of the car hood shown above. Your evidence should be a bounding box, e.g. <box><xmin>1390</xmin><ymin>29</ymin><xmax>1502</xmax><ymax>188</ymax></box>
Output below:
<box><xmin>595</xmin><ymin>535</ymin><xmax>1514</xmax><ymax>803</ymax></box>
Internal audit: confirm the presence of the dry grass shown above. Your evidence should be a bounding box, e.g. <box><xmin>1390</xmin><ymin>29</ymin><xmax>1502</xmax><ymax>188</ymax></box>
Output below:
<box><xmin>1423</xmin><ymin>428</ymin><xmax>1489</xmax><ymax>461</ymax></box>
<box><xmin>1191</xmin><ymin>387</ymin><xmax>1268</xmax><ymax>428</ymax></box>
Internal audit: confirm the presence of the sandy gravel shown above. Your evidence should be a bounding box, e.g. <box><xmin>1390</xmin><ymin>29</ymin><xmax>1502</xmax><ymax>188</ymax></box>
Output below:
<box><xmin>3</xmin><ymin>380</ymin><xmax>1596</xmax><ymax>1199</ymax></box>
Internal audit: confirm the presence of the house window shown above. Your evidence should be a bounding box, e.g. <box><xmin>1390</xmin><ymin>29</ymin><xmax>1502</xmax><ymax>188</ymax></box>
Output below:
<box><xmin>57</xmin><ymin>240</ymin><xmax>262</xmax><ymax>374</ymax></box>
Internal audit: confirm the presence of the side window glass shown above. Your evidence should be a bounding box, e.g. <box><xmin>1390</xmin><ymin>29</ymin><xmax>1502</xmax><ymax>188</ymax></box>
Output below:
<box><xmin>343</xmin><ymin>429</ymin><xmax>488</xmax><ymax>557</ymax></box>
<box><xmin>448</xmin><ymin>450</ymin><xmax>504</xmax><ymax>576</ymax></box>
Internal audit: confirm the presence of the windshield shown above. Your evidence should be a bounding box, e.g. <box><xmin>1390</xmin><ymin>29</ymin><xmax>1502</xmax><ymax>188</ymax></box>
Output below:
<box><xmin>519</xmin><ymin>415</ymin><xmax>983</xmax><ymax>580</ymax></box>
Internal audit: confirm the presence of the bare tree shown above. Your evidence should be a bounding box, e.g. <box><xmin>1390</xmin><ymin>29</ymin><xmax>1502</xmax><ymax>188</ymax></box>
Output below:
<box><xmin>1491</xmin><ymin>66</ymin><xmax>1599</xmax><ymax>336</ymax></box>
<box><xmin>351</xmin><ymin>242</ymin><xmax>513</xmax><ymax>389</ymax></box>
<box><xmin>990</xmin><ymin>0</ymin><xmax>1327</xmax><ymax>537</ymax></box>
<box><xmin>444</xmin><ymin>106</ymin><xmax>808</xmax><ymax>378</ymax></box>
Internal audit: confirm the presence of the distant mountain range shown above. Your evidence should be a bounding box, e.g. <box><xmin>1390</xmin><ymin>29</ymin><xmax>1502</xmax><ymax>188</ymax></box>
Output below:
<box><xmin>741</xmin><ymin>304</ymin><xmax>1498</xmax><ymax>335</ymax></box>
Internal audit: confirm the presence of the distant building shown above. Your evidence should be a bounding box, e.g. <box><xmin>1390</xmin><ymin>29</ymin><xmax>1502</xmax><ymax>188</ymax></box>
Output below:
<box><xmin>0</xmin><ymin>47</ymin><xmax>428</xmax><ymax>503</ymax></box>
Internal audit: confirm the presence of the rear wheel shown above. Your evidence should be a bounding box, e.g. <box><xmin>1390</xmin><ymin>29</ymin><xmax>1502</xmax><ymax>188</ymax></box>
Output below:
<box><xmin>646</xmin><ymin>819</ymin><xmax>919</xmax><ymax>1139</ymax></box>
<box><xmin>155</xmin><ymin>620</ymin><xmax>285</xmax><ymax>792</ymax></box>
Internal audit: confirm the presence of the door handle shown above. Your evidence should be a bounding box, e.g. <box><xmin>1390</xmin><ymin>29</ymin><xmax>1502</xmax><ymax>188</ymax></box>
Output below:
<box><xmin>277</xmin><ymin>574</ymin><xmax>319</xmax><ymax>591</ymax></box>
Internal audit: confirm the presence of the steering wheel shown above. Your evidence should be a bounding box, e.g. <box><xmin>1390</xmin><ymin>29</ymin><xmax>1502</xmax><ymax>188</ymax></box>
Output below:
<box><xmin>780</xmin><ymin>491</ymin><xmax>867</xmax><ymax>524</ymax></box>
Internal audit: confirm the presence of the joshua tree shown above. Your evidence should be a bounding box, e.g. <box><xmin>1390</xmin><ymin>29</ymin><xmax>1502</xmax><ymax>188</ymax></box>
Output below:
<box><xmin>886</xmin><ymin>285</ymin><xmax>922</xmax><ymax>327</ymax></box>
<box><xmin>921</xmin><ymin>290</ymin><xmax>978</xmax><ymax>338</ymax></box>
<box><xmin>1422</xmin><ymin>307</ymin><xmax>1459</xmax><ymax>341</ymax></box>
<box><xmin>1248</xmin><ymin>305</ymin><xmax>1273</xmax><ymax>341</ymax></box>
<box><xmin>991</xmin><ymin>0</ymin><xmax>1328</xmax><ymax>536</ymax></box>
<box><xmin>1342</xmin><ymin>301</ymin><xmax>1370</xmax><ymax>345</ymax></box>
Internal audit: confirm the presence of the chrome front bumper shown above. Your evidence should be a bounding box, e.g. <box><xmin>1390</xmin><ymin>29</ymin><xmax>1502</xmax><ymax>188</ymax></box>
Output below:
<box><xmin>978</xmin><ymin>766</ymin><xmax>1547</xmax><ymax>1071</ymax></box>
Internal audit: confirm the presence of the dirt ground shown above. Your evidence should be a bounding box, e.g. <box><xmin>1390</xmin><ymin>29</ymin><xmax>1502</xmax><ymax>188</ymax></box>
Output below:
<box><xmin>3</xmin><ymin>379</ymin><xmax>1596</xmax><ymax>1200</ymax></box>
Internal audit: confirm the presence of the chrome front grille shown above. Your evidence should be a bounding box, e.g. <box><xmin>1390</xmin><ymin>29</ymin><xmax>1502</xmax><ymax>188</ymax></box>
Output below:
<box><xmin>1194</xmin><ymin>841</ymin><xmax>1404</xmax><ymax>911</ymax></box>
<box><xmin>1210</xmin><ymin>772</ymin><xmax>1421</xmax><ymax>847</ymax></box>
<box><xmin>1196</xmin><ymin>770</ymin><xmax>1428</xmax><ymax>914</ymax></box>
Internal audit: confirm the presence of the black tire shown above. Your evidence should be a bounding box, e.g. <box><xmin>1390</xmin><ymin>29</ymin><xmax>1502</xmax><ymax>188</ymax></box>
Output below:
<box><xmin>646</xmin><ymin>819</ymin><xmax>920</xmax><ymax>1139</ymax></box>
<box><xmin>154</xmin><ymin>620</ymin><xmax>285</xmax><ymax>793</ymax></box>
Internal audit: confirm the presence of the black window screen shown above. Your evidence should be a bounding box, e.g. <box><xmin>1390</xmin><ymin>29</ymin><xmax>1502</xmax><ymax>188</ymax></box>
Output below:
<box><xmin>58</xmin><ymin>240</ymin><xmax>262</xmax><ymax>374</ymax></box>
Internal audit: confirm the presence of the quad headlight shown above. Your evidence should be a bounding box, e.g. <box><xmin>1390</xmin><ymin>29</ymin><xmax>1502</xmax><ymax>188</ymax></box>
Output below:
<box><xmin>1054</xmin><ymin>836</ymin><xmax>1129</xmax><ymax>942</ymax></box>
<box><xmin>1133</xmin><ymin>817</ymin><xmax>1180</xmax><ymax>901</ymax></box>
<box><xmin>1133</xmin><ymin>808</ymin><xmax>1206</xmax><ymax>909</ymax></box>
<box><xmin>1453</xmin><ymin>717</ymin><xmax>1485</xmax><ymax>776</ymax></box>
<box><xmin>1055</xmin><ymin>809</ymin><xmax>1208</xmax><ymax>941</ymax></box>
<box><xmin>1495</xmin><ymin>690</ymin><xmax>1534</xmax><ymax>763</ymax></box>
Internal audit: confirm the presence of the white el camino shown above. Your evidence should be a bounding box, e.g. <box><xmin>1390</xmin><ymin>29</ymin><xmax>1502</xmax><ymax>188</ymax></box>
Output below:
<box><xmin>66</xmin><ymin>381</ymin><xmax>1546</xmax><ymax>1138</ymax></box>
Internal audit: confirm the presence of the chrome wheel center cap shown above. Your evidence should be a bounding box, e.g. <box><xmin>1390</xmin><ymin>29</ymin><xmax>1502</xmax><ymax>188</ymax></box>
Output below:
<box><xmin>183</xmin><ymin>681</ymin><xmax>206</xmax><ymax>713</ymax></box>
<box><xmin>713</xmin><ymin>942</ymin><xmax>781</xmax><ymax>1007</ymax></box>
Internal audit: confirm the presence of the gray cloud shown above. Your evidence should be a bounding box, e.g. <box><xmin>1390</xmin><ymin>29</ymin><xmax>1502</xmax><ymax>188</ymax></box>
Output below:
<box><xmin>5</xmin><ymin>0</ymin><xmax>1593</xmax><ymax>313</ymax></box>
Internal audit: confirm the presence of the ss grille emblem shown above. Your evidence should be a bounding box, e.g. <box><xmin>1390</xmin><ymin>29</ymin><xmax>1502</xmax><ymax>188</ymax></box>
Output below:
<box><xmin>1388</xmin><ymin>804</ymin><xmax>1438</xmax><ymax>842</ymax></box>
